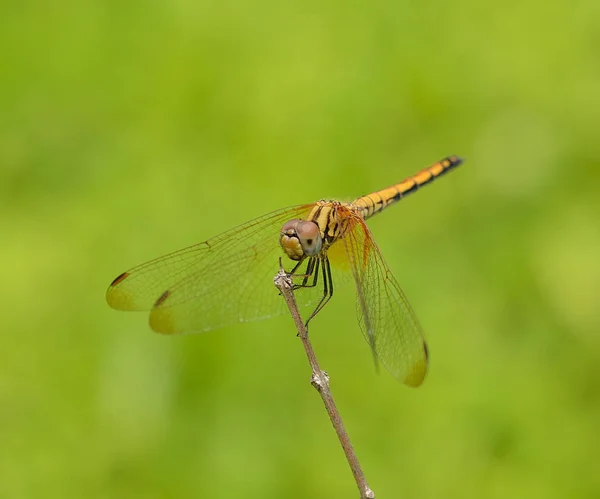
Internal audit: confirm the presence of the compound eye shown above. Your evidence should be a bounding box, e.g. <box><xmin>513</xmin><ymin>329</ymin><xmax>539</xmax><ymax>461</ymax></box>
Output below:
<box><xmin>281</xmin><ymin>219</ymin><xmax>300</xmax><ymax>234</ymax></box>
<box><xmin>296</xmin><ymin>220</ymin><xmax>322</xmax><ymax>256</ymax></box>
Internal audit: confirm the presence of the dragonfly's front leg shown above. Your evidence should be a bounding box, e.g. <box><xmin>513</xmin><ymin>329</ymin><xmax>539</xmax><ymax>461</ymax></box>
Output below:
<box><xmin>282</xmin><ymin>256</ymin><xmax>322</xmax><ymax>335</ymax></box>
<box><xmin>304</xmin><ymin>257</ymin><xmax>333</xmax><ymax>329</ymax></box>
<box><xmin>291</xmin><ymin>257</ymin><xmax>320</xmax><ymax>291</ymax></box>
<box><xmin>277</xmin><ymin>256</ymin><xmax>319</xmax><ymax>296</ymax></box>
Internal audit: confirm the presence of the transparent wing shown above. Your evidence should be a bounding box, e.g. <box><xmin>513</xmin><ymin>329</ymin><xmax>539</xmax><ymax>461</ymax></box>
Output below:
<box><xmin>341</xmin><ymin>211</ymin><xmax>428</xmax><ymax>387</ymax></box>
<box><xmin>106</xmin><ymin>204</ymin><xmax>315</xmax><ymax>334</ymax></box>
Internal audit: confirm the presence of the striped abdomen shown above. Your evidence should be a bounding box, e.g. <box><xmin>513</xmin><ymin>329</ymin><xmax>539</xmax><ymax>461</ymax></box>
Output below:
<box><xmin>352</xmin><ymin>156</ymin><xmax>463</xmax><ymax>220</ymax></box>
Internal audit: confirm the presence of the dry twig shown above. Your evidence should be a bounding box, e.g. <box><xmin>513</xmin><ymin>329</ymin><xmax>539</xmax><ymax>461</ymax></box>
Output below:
<box><xmin>273</xmin><ymin>262</ymin><xmax>375</xmax><ymax>499</ymax></box>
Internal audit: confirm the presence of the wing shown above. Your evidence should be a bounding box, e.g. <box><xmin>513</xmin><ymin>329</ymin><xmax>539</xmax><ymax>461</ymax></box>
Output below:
<box><xmin>341</xmin><ymin>213</ymin><xmax>428</xmax><ymax>387</ymax></box>
<box><xmin>106</xmin><ymin>204</ymin><xmax>315</xmax><ymax>334</ymax></box>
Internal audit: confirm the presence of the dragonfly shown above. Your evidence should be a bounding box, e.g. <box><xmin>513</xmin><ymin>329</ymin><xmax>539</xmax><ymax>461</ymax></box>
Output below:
<box><xmin>107</xmin><ymin>155</ymin><xmax>462</xmax><ymax>387</ymax></box>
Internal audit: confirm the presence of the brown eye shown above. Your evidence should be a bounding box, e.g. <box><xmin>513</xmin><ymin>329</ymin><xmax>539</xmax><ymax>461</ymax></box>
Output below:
<box><xmin>281</xmin><ymin>219</ymin><xmax>300</xmax><ymax>234</ymax></box>
<box><xmin>296</xmin><ymin>221</ymin><xmax>322</xmax><ymax>256</ymax></box>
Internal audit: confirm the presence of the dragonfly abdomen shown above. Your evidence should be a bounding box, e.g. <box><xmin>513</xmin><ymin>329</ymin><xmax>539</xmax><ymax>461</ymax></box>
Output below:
<box><xmin>352</xmin><ymin>155</ymin><xmax>463</xmax><ymax>220</ymax></box>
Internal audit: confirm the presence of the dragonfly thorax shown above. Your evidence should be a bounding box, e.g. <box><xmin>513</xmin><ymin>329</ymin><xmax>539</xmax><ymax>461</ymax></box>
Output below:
<box><xmin>280</xmin><ymin>219</ymin><xmax>323</xmax><ymax>261</ymax></box>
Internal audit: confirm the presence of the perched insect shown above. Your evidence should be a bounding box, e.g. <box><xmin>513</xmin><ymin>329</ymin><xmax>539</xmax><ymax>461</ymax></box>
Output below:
<box><xmin>107</xmin><ymin>156</ymin><xmax>463</xmax><ymax>386</ymax></box>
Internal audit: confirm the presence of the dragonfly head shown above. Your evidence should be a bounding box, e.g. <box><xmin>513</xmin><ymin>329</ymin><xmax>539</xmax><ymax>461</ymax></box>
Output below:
<box><xmin>280</xmin><ymin>219</ymin><xmax>323</xmax><ymax>261</ymax></box>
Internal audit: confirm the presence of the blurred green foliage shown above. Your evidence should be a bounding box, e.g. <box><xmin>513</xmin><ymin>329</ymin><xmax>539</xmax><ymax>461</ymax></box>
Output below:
<box><xmin>1</xmin><ymin>1</ymin><xmax>599</xmax><ymax>498</ymax></box>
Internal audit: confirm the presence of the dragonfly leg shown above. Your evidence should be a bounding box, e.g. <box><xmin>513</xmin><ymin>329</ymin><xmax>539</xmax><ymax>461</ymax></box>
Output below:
<box><xmin>288</xmin><ymin>258</ymin><xmax>305</xmax><ymax>276</ymax></box>
<box><xmin>304</xmin><ymin>257</ymin><xmax>333</xmax><ymax>328</ymax></box>
<box><xmin>278</xmin><ymin>257</ymin><xmax>315</xmax><ymax>295</ymax></box>
<box><xmin>285</xmin><ymin>257</ymin><xmax>321</xmax><ymax>337</ymax></box>
<box><xmin>291</xmin><ymin>257</ymin><xmax>320</xmax><ymax>291</ymax></box>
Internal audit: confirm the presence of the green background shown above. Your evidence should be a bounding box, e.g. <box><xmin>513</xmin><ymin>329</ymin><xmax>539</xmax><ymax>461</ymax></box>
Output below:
<box><xmin>2</xmin><ymin>1</ymin><xmax>599</xmax><ymax>498</ymax></box>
